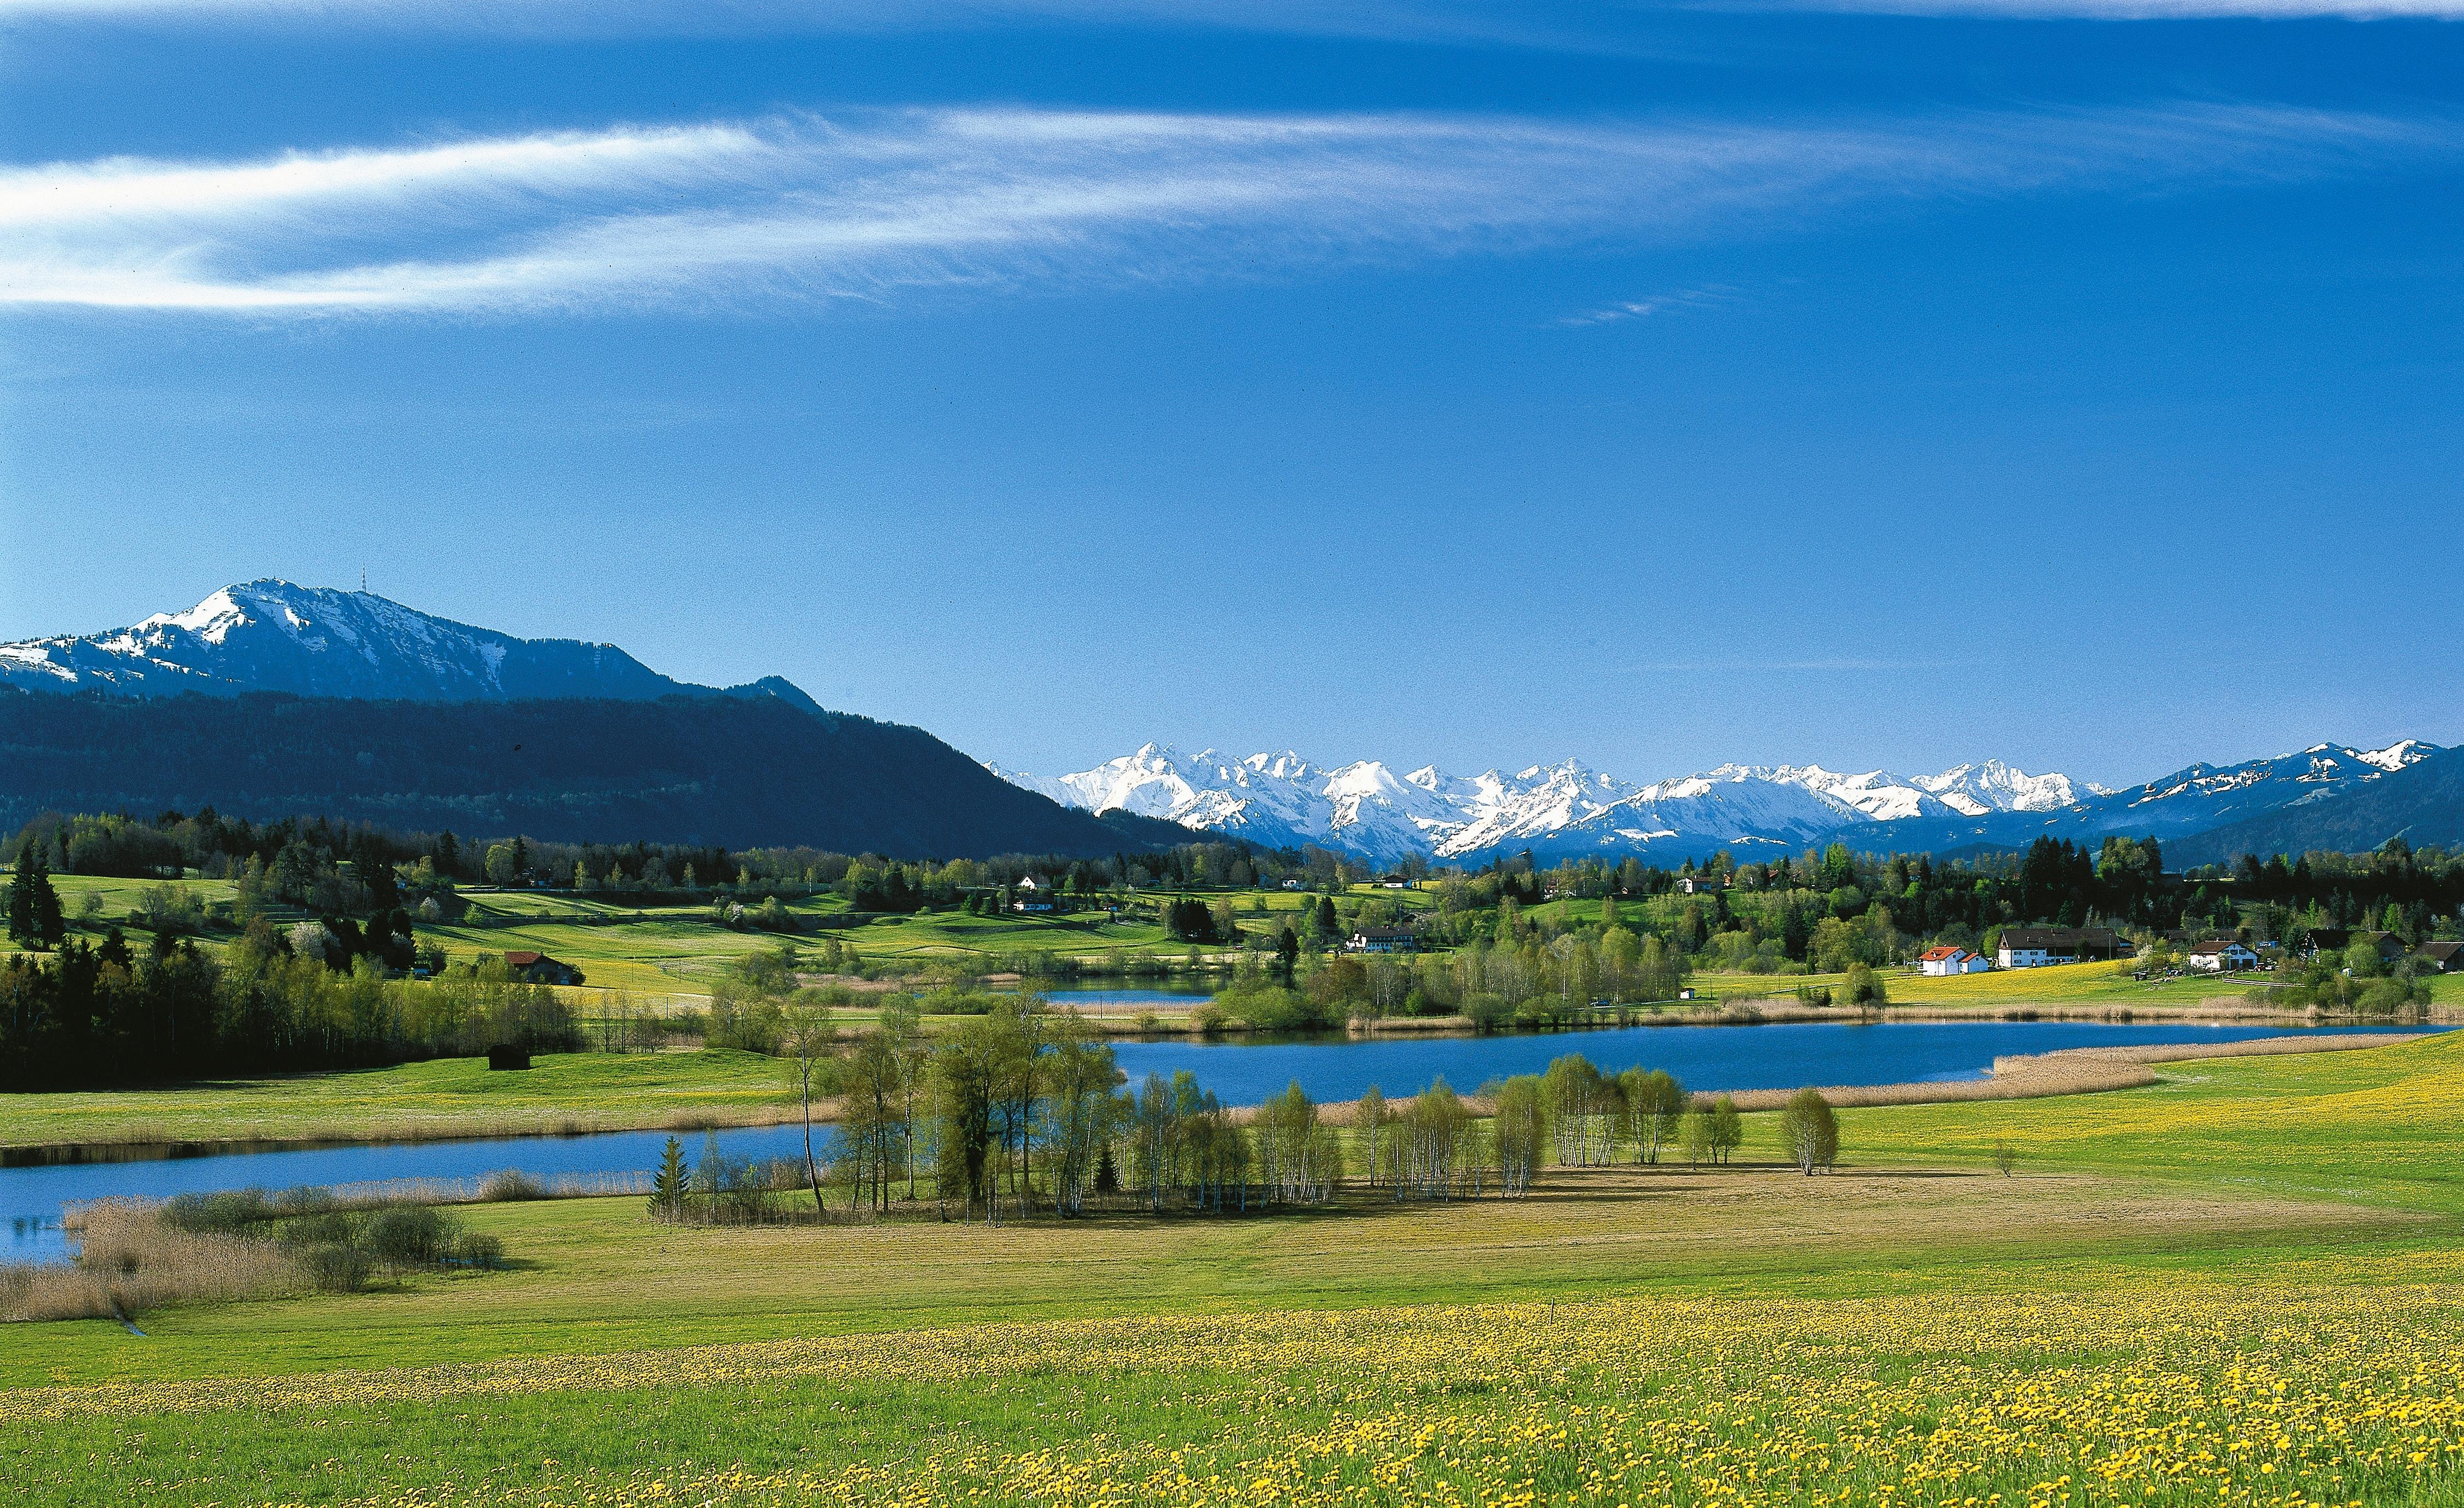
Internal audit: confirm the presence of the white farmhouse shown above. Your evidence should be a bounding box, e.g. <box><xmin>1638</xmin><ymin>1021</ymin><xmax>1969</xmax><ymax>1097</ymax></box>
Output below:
<box><xmin>1919</xmin><ymin>945</ymin><xmax>1990</xmax><ymax>977</ymax></box>
<box><xmin>2185</xmin><ymin>939</ymin><xmax>2260</xmax><ymax>973</ymax></box>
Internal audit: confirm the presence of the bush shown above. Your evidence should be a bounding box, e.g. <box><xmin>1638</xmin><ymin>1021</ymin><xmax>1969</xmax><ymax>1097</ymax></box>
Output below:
<box><xmin>1215</xmin><ymin>980</ymin><xmax>1325</xmax><ymax>1032</ymax></box>
<box><xmin>1462</xmin><ymin>993</ymin><xmax>1514</xmax><ymax>1030</ymax></box>
<box><xmin>301</xmin><ymin>1243</ymin><xmax>375</xmax><ymax>1292</ymax></box>
<box><xmin>1841</xmin><ymin>964</ymin><xmax>1887</xmax><ymax>1007</ymax></box>
<box><xmin>364</xmin><ymin>1206</ymin><xmax>454</xmax><ymax>1268</ymax></box>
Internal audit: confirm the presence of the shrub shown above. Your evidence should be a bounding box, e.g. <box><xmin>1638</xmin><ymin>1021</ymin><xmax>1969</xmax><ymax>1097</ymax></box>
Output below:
<box><xmin>1462</xmin><ymin>993</ymin><xmax>1514</xmax><ymax>1030</ymax></box>
<box><xmin>364</xmin><ymin>1206</ymin><xmax>454</xmax><ymax>1268</ymax></box>
<box><xmin>301</xmin><ymin>1243</ymin><xmax>375</xmax><ymax>1293</ymax></box>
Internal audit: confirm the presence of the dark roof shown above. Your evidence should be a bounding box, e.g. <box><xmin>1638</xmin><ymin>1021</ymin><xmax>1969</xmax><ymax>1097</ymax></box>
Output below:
<box><xmin>2417</xmin><ymin>940</ymin><xmax>2463</xmax><ymax>962</ymax></box>
<box><xmin>1999</xmin><ymin>927</ymin><xmax>2126</xmax><ymax>950</ymax></box>
<box><xmin>2189</xmin><ymin>939</ymin><xmax>2256</xmax><ymax>954</ymax></box>
<box><xmin>1354</xmin><ymin>927</ymin><xmax>1419</xmax><ymax>939</ymax></box>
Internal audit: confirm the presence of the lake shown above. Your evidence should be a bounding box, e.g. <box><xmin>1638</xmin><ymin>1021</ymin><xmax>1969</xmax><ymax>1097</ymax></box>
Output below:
<box><xmin>1108</xmin><ymin>1019</ymin><xmax>2431</xmax><ymax>1113</ymax></box>
<box><xmin>2</xmin><ymin>1019</ymin><xmax>2430</xmax><ymax>1265</ymax></box>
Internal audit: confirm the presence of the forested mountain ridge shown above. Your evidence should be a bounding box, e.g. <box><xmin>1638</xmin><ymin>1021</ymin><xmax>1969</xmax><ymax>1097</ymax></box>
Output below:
<box><xmin>0</xmin><ymin>689</ymin><xmax>1187</xmax><ymax>859</ymax></box>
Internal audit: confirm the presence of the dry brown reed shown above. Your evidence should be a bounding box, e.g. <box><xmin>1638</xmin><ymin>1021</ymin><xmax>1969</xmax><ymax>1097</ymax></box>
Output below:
<box><xmin>1</xmin><ymin>1200</ymin><xmax>300</xmax><ymax>1324</ymax></box>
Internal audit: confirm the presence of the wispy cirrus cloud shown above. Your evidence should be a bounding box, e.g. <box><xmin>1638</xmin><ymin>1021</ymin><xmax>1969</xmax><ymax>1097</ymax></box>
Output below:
<box><xmin>1559</xmin><ymin>285</ymin><xmax>1740</xmax><ymax>327</ymax></box>
<box><xmin>1</xmin><ymin>102</ymin><xmax>2453</xmax><ymax>316</ymax></box>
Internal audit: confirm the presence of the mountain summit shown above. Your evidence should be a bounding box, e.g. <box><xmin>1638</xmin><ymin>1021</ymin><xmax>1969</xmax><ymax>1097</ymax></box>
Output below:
<box><xmin>990</xmin><ymin>745</ymin><xmax>2092</xmax><ymax>863</ymax></box>
<box><xmin>993</xmin><ymin>739</ymin><xmax>2440</xmax><ymax>864</ymax></box>
<box><xmin>0</xmin><ymin>580</ymin><xmax>817</xmax><ymax>709</ymax></box>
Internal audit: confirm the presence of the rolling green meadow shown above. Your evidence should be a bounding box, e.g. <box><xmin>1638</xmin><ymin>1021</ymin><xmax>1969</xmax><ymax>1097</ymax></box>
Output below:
<box><xmin>20</xmin><ymin>873</ymin><xmax>2457</xmax><ymax>1015</ymax></box>
<box><xmin>4</xmin><ymin>1032</ymin><xmax>2463</xmax><ymax>1506</ymax></box>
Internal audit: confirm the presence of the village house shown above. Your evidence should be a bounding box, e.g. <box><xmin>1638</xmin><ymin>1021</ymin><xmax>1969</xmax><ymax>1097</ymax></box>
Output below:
<box><xmin>502</xmin><ymin>951</ymin><xmax>584</xmax><ymax>986</ymax></box>
<box><xmin>1996</xmin><ymin>926</ymin><xmax>2130</xmax><ymax>969</ymax></box>
<box><xmin>1346</xmin><ymin>926</ymin><xmax>1421</xmax><ymax>955</ymax></box>
<box><xmin>1918</xmin><ymin>945</ymin><xmax>1991</xmax><ymax>977</ymax></box>
<box><xmin>1674</xmin><ymin>874</ymin><xmax>1724</xmax><ymax>895</ymax></box>
<box><xmin>2416</xmin><ymin>940</ymin><xmax>2464</xmax><ymax>973</ymax></box>
<box><xmin>2353</xmin><ymin>931</ymin><xmax>2412</xmax><ymax>968</ymax></box>
<box><xmin>2185</xmin><ymin>939</ymin><xmax>2261</xmax><ymax>973</ymax></box>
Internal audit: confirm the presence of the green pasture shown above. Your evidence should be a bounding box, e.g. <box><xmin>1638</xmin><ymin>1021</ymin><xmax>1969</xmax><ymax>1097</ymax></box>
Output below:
<box><xmin>0</xmin><ymin>1049</ymin><xmax>797</xmax><ymax>1152</ymax></box>
<box><xmin>7</xmin><ymin>1033</ymin><xmax>2464</xmax><ymax>1507</ymax></box>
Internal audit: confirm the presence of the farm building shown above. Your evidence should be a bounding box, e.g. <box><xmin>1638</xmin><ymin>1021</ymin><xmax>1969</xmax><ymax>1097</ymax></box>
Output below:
<box><xmin>502</xmin><ymin>951</ymin><xmax>584</xmax><ymax>986</ymax></box>
<box><xmin>2185</xmin><ymin>939</ymin><xmax>2261</xmax><ymax>973</ymax></box>
<box><xmin>1346</xmin><ymin>927</ymin><xmax>1422</xmax><ymax>955</ymax></box>
<box><xmin>1674</xmin><ymin>874</ymin><xmax>1724</xmax><ymax>895</ymax></box>
<box><xmin>1996</xmin><ymin>926</ymin><xmax>2130</xmax><ymax>969</ymax></box>
<box><xmin>1919</xmin><ymin>945</ymin><xmax>1990</xmax><ymax>977</ymax></box>
<box><xmin>2417</xmin><ymin>940</ymin><xmax>2464</xmax><ymax>973</ymax></box>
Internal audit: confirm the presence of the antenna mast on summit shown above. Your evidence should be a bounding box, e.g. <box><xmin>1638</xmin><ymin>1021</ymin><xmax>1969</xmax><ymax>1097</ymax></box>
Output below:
<box><xmin>361</xmin><ymin>568</ymin><xmax>368</xmax><ymax>593</ymax></box>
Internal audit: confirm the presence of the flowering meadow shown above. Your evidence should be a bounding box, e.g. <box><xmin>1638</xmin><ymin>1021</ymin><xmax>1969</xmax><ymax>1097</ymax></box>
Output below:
<box><xmin>9</xmin><ymin>1282</ymin><xmax>2462</xmax><ymax>1508</ymax></box>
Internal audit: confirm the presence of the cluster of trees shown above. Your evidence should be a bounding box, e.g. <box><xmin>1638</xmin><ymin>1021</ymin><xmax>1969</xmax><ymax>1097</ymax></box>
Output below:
<box><xmin>0</xmin><ymin>925</ymin><xmax>577</xmax><ymax>1088</ymax></box>
<box><xmin>662</xmin><ymin>962</ymin><xmax>1843</xmax><ymax>1223</ymax></box>
<box><xmin>1191</xmin><ymin>910</ymin><xmax>1693</xmax><ymax>1031</ymax></box>
<box><xmin>6</xmin><ymin>842</ymin><xmax>66</xmax><ymax>951</ymax></box>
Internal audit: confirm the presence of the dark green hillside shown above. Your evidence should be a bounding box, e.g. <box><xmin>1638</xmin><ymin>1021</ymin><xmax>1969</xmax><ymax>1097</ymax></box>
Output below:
<box><xmin>0</xmin><ymin>689</ymin><xmax>1183</xmax><ymax>859</ymax></box>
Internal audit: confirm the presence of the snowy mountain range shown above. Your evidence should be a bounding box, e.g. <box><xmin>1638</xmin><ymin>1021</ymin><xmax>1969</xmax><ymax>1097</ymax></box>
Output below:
<box><xmin>993</xmin><ymin>740</ymin><xmax>2439</xmax><ymax>865</ymax></box>
<box><xmin>989</xmin><ymin>745</ymin><xmax>2119</xmax><ymax>864</ymax></box>
<box><xmin>3</xmin><ymin>581</ymin><xmax>2450</xmax><ymax>865</ymax></box>
<box><xmin>0</xmin><ymin>580</ymin><xmax>820</xmax><ymax>710</ymax></box>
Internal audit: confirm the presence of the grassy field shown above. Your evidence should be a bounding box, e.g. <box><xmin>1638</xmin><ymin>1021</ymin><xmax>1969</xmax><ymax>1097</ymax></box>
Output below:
<box><xmin>19</xmin><ymin>876</ymin><xmax>2455</xmax><ymax>1020</ymax></box>
<box><xmin>4</xmin><ymin>1034</ymin><xmax>2463</xmax><ymax>1505</ymax></box>
<box><xmin>0</xmin><ymin>1049</ymin><xmax>799</xmax><ymax>1152</ymax></box>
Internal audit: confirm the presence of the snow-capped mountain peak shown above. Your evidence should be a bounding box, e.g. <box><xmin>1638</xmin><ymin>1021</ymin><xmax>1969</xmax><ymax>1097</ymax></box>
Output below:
<box><xmin>2357</xmin><ymin>739</ymin><xmax>2432</xmax><ymax>772</ymax></box>
<box><xmin>990</xmin><ymin>744</ymin><xmax>2105</xmax><ymax>863</ymax></box>
<box><xmin>0</xmin><ymin>579</ymin><xmax>821</xmax><ymax>710</ymax></box>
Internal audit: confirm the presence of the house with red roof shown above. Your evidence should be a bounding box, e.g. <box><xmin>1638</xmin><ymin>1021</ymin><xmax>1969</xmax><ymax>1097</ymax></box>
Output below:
<box><xmin>1919</xmin><ymin>945</ymin><xmax>1990</xmax><ymax>977</ymax></box>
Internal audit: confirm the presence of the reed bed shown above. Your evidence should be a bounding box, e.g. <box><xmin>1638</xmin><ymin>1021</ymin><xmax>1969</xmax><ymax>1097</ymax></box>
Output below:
<box><xmin>1</xmin><ymin>1199</ymin><xmax>300</xmax><ymax>1323</ymax></box>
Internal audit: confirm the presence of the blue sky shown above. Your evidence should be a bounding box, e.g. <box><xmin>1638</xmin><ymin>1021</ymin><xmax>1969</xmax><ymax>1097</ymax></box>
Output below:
<box><xmin>1</xmin><ymin>1</ymin><xmax>2457</xmax><ymax>789</ymax></box>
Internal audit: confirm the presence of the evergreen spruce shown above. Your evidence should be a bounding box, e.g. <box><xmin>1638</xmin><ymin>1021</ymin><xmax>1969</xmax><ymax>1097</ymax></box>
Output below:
<box><xmin>5</xmin><ymin>840</ymin><xmax>33</xmax><ymax>946</ymax></box>
<box><xmin>649</xmin><ymin>1135</ymin><xmax>690</xmax><ymax>1221</ymax></box>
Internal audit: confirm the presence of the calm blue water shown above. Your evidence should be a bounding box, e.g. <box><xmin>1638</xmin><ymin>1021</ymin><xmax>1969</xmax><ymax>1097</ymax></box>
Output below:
<box><xmin>2</xmin><ymin>1020</ymin><xmax>2432</xmax><ymax>1266</ymax></box>
<box><xmin>1</xmin><ymin>1120</ymin><xmax>834</xmax><ymax>1265</ymax></box>
<box><xmin>1109</xmin><ymin>1021</ymin><xmax>2435</xmax><ymax>1112</ymax></box>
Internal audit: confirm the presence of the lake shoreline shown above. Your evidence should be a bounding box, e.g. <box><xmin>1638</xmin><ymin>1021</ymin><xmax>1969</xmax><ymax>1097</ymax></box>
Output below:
<box><xmin>1</xmin><ymin>1025</ymin><xmax>2438</xmax><ymax>1167</ymax></box>
<box><xmin>1089</xmin><ymin>1000</ymin><xmax>2453</xmax><ymax>1037</ymax></box>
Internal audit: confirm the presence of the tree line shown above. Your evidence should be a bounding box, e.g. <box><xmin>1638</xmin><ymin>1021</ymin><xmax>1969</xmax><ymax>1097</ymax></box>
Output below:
<box><xmin>0</xmin><ymin>920</ymin><xmax>578</xmax><ymax>1088</ymax></box>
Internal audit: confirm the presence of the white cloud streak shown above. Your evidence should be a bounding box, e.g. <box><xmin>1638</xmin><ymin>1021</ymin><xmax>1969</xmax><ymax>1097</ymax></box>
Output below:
<box><xmin>1</xmin><ymin>103</ymin><xmax>2452</xmax><ymax>316</ymax></box>
<box><xmin>1560</xmin><ymin>285</ymin><xmax>1740</xmax><ymax>326</ymax></box>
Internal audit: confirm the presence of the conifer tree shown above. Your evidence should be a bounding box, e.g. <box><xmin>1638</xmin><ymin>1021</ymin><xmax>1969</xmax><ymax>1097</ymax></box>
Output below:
<box><xmin>6</xmin><ymin>840</ymin><xmax>34</xmax><ymax>946</ymax></box>
<box><xmin>649</xmin><ymin>1135</ymin><xmax>690</xmax><ymax>1220</ymax></box>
